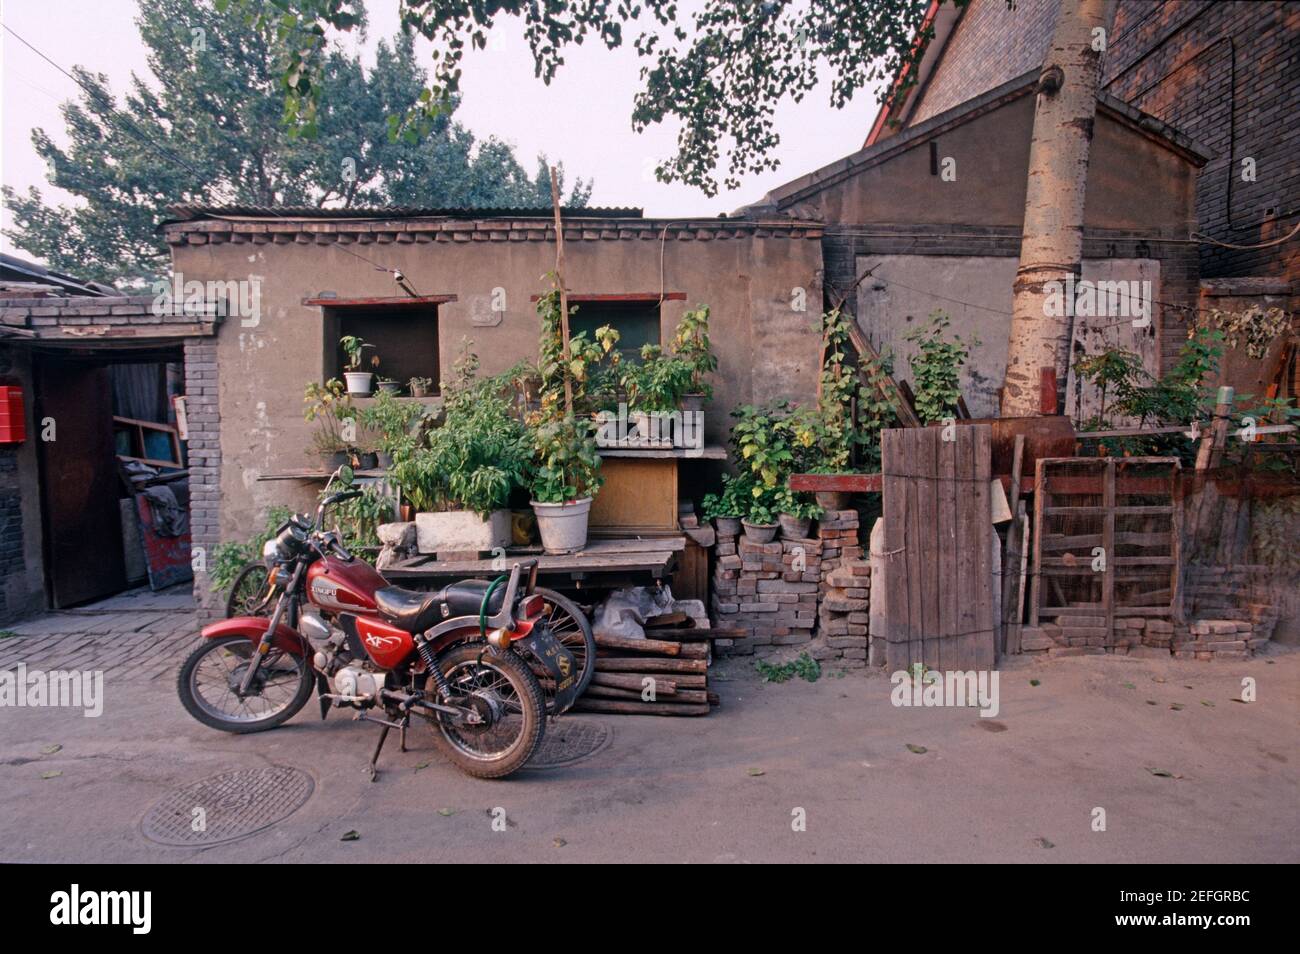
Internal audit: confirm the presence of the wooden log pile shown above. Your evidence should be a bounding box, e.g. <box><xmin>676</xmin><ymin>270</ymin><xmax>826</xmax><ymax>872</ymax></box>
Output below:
<box><xmin>572</xmin><ymin>612</ymin><xmax>732</xmax><ymax>717</ymax></box>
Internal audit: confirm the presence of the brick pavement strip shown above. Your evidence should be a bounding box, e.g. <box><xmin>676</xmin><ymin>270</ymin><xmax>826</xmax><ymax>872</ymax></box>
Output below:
<box><xmin>1</xmin><ymin>609</ymin><xmax>199</xmax><ymax>682</ymax></box>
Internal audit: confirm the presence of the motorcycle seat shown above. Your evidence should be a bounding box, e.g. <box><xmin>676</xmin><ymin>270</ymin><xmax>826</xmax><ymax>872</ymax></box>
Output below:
<box><xmin>374</xmin><ymin>581</ymin><xmax>507</xmax><ymax>633</ymax></box>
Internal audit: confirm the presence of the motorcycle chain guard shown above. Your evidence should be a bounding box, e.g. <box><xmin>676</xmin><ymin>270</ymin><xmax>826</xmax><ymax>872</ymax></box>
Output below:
<box><xmin>516</xmin><ymin>624</ymin><xmax>579</xmax><ymax>714</ymax></box>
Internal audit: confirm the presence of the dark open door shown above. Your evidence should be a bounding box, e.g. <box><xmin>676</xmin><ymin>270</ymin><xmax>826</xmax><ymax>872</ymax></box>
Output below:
<box><xmin>35</xmin><ymin>358</ymin><xmax>126</xmax><ymax>607</ymax></box>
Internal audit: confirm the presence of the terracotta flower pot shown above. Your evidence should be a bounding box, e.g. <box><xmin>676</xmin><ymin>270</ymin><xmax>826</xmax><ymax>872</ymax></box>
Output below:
<box><xmin>713</xmin><ymin>516</ymin><xmax>742</xmax><ymax>537</ymax></box>
<box><xmin>778</xmin><ymin>514</ymin><xmax>811</xmax><ymax>539</ymax></box>
<box><xmin>741</xmin><ymin>519</ymin><xmax>779</xmax><ymax>544</ymax></box>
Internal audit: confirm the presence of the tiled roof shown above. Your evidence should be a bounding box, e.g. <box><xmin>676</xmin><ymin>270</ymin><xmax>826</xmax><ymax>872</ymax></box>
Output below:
<box><xmin>161</xmin><ymin>210</ymin><xmax>823</xmax><ymax>245</ymax></box>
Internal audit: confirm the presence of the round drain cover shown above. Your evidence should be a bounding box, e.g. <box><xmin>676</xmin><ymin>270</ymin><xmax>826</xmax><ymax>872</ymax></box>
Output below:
<box><xmin>142</xmin><ymin>766</ymin><xmax>314</xmax><ymax>847</ymax></box>
<box><xmin>526</xmin><ymin>718</ymin><xmax>612</xmax><ymax>770</ymax></box>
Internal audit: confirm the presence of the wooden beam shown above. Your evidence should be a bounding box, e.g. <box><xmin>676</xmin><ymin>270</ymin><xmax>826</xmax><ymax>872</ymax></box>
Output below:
<box><xmin>788</xmin><ymin>472</ymin><xmax>883</xmax><ymax>493</ymax></box>
<box><xmin>303</xmin><ymin>295</ymin><xmax>456</xmax><ymax>307</ymax></box>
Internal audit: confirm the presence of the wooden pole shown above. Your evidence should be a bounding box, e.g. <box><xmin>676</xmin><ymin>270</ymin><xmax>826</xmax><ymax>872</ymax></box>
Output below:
<box><xmin>1194</xmin><ymin>385</ymin><xmax>1234</xmax><ymax>471</ymax></box>
<box><xmin>549</xmin><ymin>166</ymin><xmax>574</xmax><ymax>415</ymax></box>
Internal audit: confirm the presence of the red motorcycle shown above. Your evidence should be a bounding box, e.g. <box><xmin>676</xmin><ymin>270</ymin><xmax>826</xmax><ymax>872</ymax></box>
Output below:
<box><xmin>178</xmin><ymin>490</ymin><xmax>578</xmax><ymax>779</ymax></box>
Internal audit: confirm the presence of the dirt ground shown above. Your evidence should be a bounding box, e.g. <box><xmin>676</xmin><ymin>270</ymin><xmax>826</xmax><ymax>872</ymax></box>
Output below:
<box><xmin>1</xmin><ymin>627</ymin><xmax>1296</xmax><ymax>863</ymax></box>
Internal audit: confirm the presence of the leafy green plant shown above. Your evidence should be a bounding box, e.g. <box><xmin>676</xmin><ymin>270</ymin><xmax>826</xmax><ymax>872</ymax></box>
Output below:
<box><xmin>303</xmin><ymin>378</ymin><xmax>356</xmax><ymax>456</ymax></box>
<box><xmin>531</xmin><ymin>415</ymin><xmax>603</xmax><ymax>503</ymax></box>
<box><xmin>530</xmin><ymin>280</ymin><xmax>610</xmax><ymax>503</ymax></box>
<box><xmin>210</xmin><ymin>505</ymin><xmax>295</xmax><ymax>593</ymax></box>
<box><xmin>669</xmin><ymin>304</ymin><xmax>717</xmax><ymax>398</ymax></box>
<box><xmin>622</xmin><ymin>344</ymin><xmax>696</xmax><ymax>412</ymax></box>
<box><xmin>755</xmin><ymin>652</ymin><xmax>822</xmax><ymax>683</ymax></box>
<box><xmin>329</xmin><ymin>481</ymin><xmax>392</xmax><ymax>550</ymax></box>
<box><xmin>729</xmin><ymin>402</ymin><xmax>796</xmax><ymax>490</ymax></box>
<box><xmin>701</xmin><ymin>473</ymin><xmax>748</xmax><ymax>520</ymax></box>
<box><xmin>772</xmin><ymin>486</ymin><xmax>824</xmax><ymax>521</ymax></box>
<box><xmin>357</xmin><ymin>388</ymin><xmax>425</xmax><ymax>454</ymax></box>
<box><xmin>339</xmin><ymin>335</ymin><xmax>377</xmax><ymax>372</ymax></box>
<box><xmin>904</xmin><ymin>311</ymin><xmax>976</xmax><ymax>425</ymax></box>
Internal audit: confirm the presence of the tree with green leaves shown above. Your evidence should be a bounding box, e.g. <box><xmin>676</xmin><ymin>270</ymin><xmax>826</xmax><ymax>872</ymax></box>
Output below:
<box><xmin>229</xmin><ymin>0</ymin><xmax>940</xmax><ymax>196</ymax></box>
<box><xmin>3</xmin><ymin>0</ymin><xmax>590</xmax><ymax>285</ymax></box>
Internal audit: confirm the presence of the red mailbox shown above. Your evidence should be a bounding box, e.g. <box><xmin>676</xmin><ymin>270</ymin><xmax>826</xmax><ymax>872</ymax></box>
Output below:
<box><xmin>0</xmin><ymin>385</ymin><xmax>26</xmax><ymax>444</ymax></box>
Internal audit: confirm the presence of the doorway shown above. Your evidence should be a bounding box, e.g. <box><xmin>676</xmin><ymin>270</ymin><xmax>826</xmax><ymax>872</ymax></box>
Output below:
<box><xmin>34</xmin><ymin>348</ymin><xmax>188</xmax><ymax>609</ymax></box>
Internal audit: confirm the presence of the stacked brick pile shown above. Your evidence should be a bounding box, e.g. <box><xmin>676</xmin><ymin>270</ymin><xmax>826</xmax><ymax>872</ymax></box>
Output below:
<box><xmin>815</xmin><ymin>509</ymin><xmax>863</xmax><ymax>600</ymax></box>
<box><xmin>809</xmin><ymin>560</ymin><xmax>871</xmax><ymax>668</ymax></box>
<box><xmin>1172</xmin><ymin>615</ymin><xmax>1277</xmax><ymax>660</ymax></box>
<box><xmin>1019</xmin><ymin>613</ymin><xmax>1277</xmax><ymax>659</ymax></box>
<box><xmin>711</xmin><ymin>530</ymin><xmax>821</xmax><ymax>656</ymax></box>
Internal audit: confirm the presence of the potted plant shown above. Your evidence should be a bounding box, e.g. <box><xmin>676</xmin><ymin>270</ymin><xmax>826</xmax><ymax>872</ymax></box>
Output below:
<box><xmin>528</xmin><ymin>283</ymin><xmax>606</xmax><ymax>553</ymax></box>
<box><xmin>621</xmin><ymin>344</ymin><xmax>695</xmax><ymax>446</ymax></box>
<box><xmin>741</xmin><ymin>498</ymin><xmax>779</xmax><ymax>543</ymax></box>
<box><xmin>304</xmin><ymin>378</ymin><xmax>355</xmax><ymax>471</ymax></box>
<box><xmin>701</xmin><ymin>474</ymin><xmax>746</xmax><ymax>536</ymax></box>
<box><xmin>340</xmin><ymin>335</ymin><xmax>377</xmax><ymax>395</ymax></box>
<box><xmin>408</xmin><ymin>375</ymin><xmax>434</xmax><ymax>398</ymax></box>
<box><xmin>773</xmin><ymin>487</ymin><xmax>824</xmax><ymax>539</ymax></box>
<box><xmin>670</xmin><ymin>304</ymin><xmax>716</xmax><ymax>411</ymax></box>
<box><xmin>405</xmin><ymin>348</ymin><xmax>532</xmax><ymax>554</ymax></box>
<box><xmin>377</xmin><ymin>377</ymin><xmax>402</xmax><ymax>395</ymax></box>
<box><xmin>530</xmin><ymin>415</ymin><xmax>603</xmax><ymax>553</ymax></box>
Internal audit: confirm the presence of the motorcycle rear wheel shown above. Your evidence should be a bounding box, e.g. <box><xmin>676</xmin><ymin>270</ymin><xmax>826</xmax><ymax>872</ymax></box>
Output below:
<box><xmin>423</xmin><ymin>645</ymin><xmax>545</xmax><ymax>779</ymax></box>
<box><xmin>177</xmin><ymin>634</ymin><xmax>314</xmax><ymax>733</ymax></box>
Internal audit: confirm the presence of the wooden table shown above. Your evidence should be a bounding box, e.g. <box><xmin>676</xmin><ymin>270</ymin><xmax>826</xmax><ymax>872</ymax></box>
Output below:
<box><xmin>382</xmin><ymin>536</ymin><xmax>686</xmax><ymax>592</ymax></box>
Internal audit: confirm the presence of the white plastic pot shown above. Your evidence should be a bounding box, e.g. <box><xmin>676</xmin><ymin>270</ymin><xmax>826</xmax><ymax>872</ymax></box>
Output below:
<box><xmin>531</xmin><ymin>497</ymin><xmax>593</xmax><ymax>554</ymax></box>
<box><xmin>344</xmin><ymin>371</ymin><xmax>374</xmax><ymax>396</ymax></box>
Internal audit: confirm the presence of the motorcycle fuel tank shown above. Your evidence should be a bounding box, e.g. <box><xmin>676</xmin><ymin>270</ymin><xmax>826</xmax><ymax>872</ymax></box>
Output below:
<box><xmin>306</xmin><ymin>556</ymin><xmax>386</xmax><ymax>614</ymax></box>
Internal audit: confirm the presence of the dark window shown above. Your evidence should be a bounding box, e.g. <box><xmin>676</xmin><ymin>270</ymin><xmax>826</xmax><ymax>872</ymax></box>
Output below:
<box><xmin>569</xmin><ymin>300</ymin><xmax>661</xmax><ymax>359</ymax></box>
<box><xmin>327</xmin><ymin>304</ymin><xmax>439</xmax><ymax>390</ymax></box>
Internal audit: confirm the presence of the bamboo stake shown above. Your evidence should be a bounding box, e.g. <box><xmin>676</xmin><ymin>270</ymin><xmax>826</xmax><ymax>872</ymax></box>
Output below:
<box><xmin>549</xmin><ymin>166</ymin><xmax>573</xmax><ymax>415</ymax></box>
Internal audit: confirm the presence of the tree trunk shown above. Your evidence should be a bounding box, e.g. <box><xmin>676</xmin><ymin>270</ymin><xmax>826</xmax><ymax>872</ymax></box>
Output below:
<box><xmin>1000</xmin><ymin>0</ymin><xmax>1117</xmax><ymax>418</ymax></box>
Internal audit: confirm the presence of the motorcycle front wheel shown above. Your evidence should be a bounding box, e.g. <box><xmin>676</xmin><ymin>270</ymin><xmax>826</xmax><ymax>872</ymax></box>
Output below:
<box><xmin>177</xmin><ymin>635</ymin><xmax>314</xmax><ymax>733</ymax></box>
<box><xmin>423</xmin><ymin>645</ymin><xmax>545</xmax><ymax>779</ymax></box>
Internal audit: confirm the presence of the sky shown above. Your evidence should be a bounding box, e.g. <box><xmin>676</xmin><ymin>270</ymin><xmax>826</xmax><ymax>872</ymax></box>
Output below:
<box><xmin>0</xmin><ymin>0</ymin><xmax>887</xmax><ymax>261</ymax></box>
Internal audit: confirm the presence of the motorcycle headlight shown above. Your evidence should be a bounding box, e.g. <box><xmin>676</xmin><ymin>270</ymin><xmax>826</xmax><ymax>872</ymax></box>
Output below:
<box><xmin>261</xmin><ymin>539</ymin><xmax>279</xmax><ymax>564</ymax></box>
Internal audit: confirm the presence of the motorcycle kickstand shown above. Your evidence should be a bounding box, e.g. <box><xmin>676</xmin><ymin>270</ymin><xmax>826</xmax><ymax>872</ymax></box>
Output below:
<box><xmin>367</xmin><ymin>724</ymin><xmax>390</xmax><ymax>783</ymax></box>
<box><xmin>399</xmin><ymin>724</ymin><xmax>407</xmax><ymax>753</ymax></box>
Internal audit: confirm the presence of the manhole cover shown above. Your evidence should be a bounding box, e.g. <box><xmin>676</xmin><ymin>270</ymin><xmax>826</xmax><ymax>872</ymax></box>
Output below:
<box><xmin>526</xmin><ymin>718</ymin><xmax>612</xmax><ymax>770</ymax></box>
<box><xmin>142</xmin><ymin>766</ymin><xmax>314</xmax><ymax>847</ymax></box>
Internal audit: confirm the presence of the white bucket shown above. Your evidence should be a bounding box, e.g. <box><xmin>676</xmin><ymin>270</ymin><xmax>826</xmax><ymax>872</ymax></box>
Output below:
<box><xmin>531</xmin><ymin>497</ymin><xmax>593</xmax><ymax>554</ymax></box>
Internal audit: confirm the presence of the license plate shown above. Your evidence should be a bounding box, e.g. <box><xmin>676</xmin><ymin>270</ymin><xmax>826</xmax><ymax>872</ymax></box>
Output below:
<box><xmin>517</xmin><ymin>625</ymin><xmax>579</xmax><ymax>714</ymax></box>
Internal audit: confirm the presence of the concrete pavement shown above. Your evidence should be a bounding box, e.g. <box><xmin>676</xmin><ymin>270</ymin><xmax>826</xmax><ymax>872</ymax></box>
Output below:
<box><xmin>1</xmin><ymin>590</ymin><xmax>1297</xmax><ymax>863</ymax></box>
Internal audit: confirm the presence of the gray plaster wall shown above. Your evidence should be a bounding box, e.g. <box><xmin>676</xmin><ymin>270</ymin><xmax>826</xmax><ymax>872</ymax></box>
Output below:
<box><xmin>856</xmin><ymin>255</ymin><xmax>1162</xmax><ymax>420</ymax></box>
<box><xmin>169</xmin><ymin>226</ymin><xmax>823</xmax><ymax>545</ymax></box>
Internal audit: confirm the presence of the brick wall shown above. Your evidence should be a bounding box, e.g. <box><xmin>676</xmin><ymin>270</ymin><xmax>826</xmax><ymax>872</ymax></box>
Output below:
<box><xmin>0</xmin><ymin>447</ymin><xmax>23</xmax><ymax>621</ymax></box>
<box><xmin>1104</xmin><ymin>1</ymin><xmax>1300</xmax><ymax>281</ymax></box>
<box><xmin>184</xmin><ymin>337</ymin><xmax>222</xmax><ymax>623</ymax></box>
<box><xmin>906</xmin><ymin>0</ymin><xmax>1300</xmax><ymax>282</ymax></box>
<box><xmin>909</xmin><ymin>0</ymin><xmax>1060</xmax><ymax>124</ymax></box>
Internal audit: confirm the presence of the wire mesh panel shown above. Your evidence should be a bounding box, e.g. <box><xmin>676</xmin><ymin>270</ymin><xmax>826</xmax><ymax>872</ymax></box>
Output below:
<box><xmin>881</xmin><ymin>424</ymin><xmax>995</xmax><ymax>672</ymax></box>
<box><xmin>1031</xmin><ymin>457</ymin><xmax>1181</xmax><ymax>643</ymax></box>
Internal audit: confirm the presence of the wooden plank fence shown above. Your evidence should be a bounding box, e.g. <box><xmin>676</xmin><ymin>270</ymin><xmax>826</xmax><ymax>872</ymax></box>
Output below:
<box><xmin>881</xmin><ymin>424</ymin><xmax>996</xmax><ymax>671</ymax></box>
